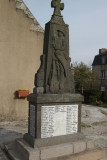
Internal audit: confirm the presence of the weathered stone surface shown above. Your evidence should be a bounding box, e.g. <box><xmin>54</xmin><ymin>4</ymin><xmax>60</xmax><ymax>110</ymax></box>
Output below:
<box><xmin>40</xmin><ymin>143</ymin><xmax>73</xmax><ymax>160</ymax></box>
<box><xmin>86</xmin><ymin>140</ymin><xmax>95</xmax><ymax>149</ymax></box>
<box><xmin>5</xmin><ymin>139</ymin><xmax>107</xmax><ymax>160</ymax></box>
<box><xmin>24</xmin><ymin>132</ymin><xmax>85</xmax><ymax>148</ymax></box>
<box><xmin>35</xmin><ymin>0</ymin><xmax>75</xmax><ymax>94</ymax></box>
<box><xmin>27</xmin><ymin>94</ymin><xmax>83</xmax><ymax>139</ymax></box>
<box><xmin>44</xmin><ymin>148</ymin><xmax>107</xmax><ymax>160</ymax></box>
<box><xmin>27</xmin><ymin>0</ymin><xmax>83</xmax><ymax>142</ymax></box>
<box><xmin>15</xmin><ymin>139</ymin><xmax>40</xmax><ymax>160</ymax></box>
<box><xmin>51</xmin><ymin>0</ymin><xmax>64</xmax><ymax>16</ymax></box>
<box><xmin>27</xmin><ymin>93</ymin><xmax>84</xmax><ymax>103</ymax></box>
<box><xmin>73</xmin><ymin>141</ymin><xmax>86</xmax><ymax>154</ymax></box>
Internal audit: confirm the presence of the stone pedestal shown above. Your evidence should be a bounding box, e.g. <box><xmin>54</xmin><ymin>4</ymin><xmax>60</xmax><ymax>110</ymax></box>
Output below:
<box><xmin>24</xmin><ymin>93</ymin><xmax>84</xmax><ymax>148</ymax></box>
<box><xmin>4</xmin><ymin>1</ymin><xmax>107</xmax><ymax>159</ymax></box>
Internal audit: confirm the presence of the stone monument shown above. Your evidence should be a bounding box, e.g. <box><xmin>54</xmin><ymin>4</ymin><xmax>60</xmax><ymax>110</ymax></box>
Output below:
<box><xmin>35</xmin><ymin>0</ymin><xmax>74</xmax><ymax>94</ymax></box>
<box><xmin>25</xmin><ymin>0</ymin><xmax>84</xmax><ymax>142</ymax></box>
<box><xmin>5</xmin><ymin>1</ymin><xmax>107</xmax><ymax>160</ymax></box>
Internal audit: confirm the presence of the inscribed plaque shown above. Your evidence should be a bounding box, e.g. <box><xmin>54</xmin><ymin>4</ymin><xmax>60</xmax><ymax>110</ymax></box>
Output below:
<box><xmin>41</xmin><ymin>105</ymin><xmax>78</xmax><ymax>138</ymax></box>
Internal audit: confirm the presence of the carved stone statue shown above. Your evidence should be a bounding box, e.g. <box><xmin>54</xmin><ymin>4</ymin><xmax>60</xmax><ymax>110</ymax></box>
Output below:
<box><xmin>35</xmin><ymin>0</ymin><xmax>75</xmax><ymax>94</ymax></box>
<box><xmin>48</xmin><ymin>30</ymin><xmax>67</xmax><ymax>93</ymax></box>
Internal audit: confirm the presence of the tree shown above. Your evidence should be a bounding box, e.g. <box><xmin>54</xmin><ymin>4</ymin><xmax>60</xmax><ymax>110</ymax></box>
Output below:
<box><xmin>73</xmin><ymin>62</ymin><xmax>97</xmax><ymax>94</ymax></box>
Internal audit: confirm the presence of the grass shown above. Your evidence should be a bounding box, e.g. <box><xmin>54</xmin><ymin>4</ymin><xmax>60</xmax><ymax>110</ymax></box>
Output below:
<box><xmin>81</xmin><ymin>122</ymin><xmax>91</xmax><ymax>128</ymax></box>
<box><xmin>92</xmin><ymin>121</ymin><xmax>107</xmax><ymax>126</ymax></box>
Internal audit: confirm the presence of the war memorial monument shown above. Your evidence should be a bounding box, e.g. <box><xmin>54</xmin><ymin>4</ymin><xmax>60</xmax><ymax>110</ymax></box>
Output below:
<box><xmin>26</xmin><ymin>0</ymin><xmax>83</xmax><ymax>140</ymax></box>
<box><xmin>5</xmin><ymin>0</ymin><xmax>107</xmax><ymax>160</ymax></box>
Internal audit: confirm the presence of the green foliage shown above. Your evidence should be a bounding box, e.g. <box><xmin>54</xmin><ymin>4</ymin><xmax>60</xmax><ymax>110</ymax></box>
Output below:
<box><xmin>96</xmin><ymin>100</ymin><xmax>103</xmax><ymax>106</ymax></box>
<box><xmin>76</xmin><ymin>89</ymin><xmax>102</xmax><ymax>104</ymax></box>
<box><xmin>73</xmin><ymin>62</ymin><xmax>97</xmax><ymax>91</ymax></box>
<box><xmin>89</xmin><ymin>89</ymin><xmax>102</xmax><ymax>99</ymax></box>
<box><xmin>89</xmin><ymin>95</ymin><xmax>97</xmax><ymax>103</ymax></box>
<box><xmin>102</xmin><ymin>92</ymin><xmax>107</xmax><ymax>102</ymax></box>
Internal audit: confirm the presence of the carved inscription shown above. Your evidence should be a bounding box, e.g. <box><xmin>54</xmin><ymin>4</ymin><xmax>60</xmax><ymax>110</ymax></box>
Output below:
<box><xmin>29</xmin><ymin>104</ymin><xmax>35</xmax><ymax>137</ymax></box>
<box><xmin>41</xmin><ymin>105</ymin><xmax>78</xmax><ymax>138</ymax></box>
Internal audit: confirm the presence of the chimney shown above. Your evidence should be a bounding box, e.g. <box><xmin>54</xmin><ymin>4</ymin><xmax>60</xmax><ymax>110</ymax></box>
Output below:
<box><xmin>99</xmin><ymin>48</ymin><xmax>107</xmax><ymax>54</ymax></box>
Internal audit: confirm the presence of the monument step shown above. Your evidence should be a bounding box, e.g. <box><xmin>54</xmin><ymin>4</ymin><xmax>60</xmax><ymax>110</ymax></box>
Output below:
<box><xmin>44</xmin><ymin>148</ymin><xmax>107</xmax><ymax>160</ymax></box>
<box><xmin>5</xmin><ymin>139</ymin><xmax>106</xmax><ymax>160</ymax></box>
<box><xmin>15</xmin><ymin>138</ymin><xmax>40</xmax><ymax>160</ymax></box>
<box><xmin>15</xmin><ymin>138</ymin><xmax>95</xmax><ymax>159</ymax></box>
<box><xmin>5</xmin><ymin>139</ymin><xmax>95</xmax><ymax>160</ymax></box>
<box><xmin>7</xmin><ymin>148</ymin><xmax>24</xmax><ymax>160</ymax></box>
<box><xmin>40</xmin><ymin>140</ymin><xmax>95</xmax><ymax>159</ymax></box>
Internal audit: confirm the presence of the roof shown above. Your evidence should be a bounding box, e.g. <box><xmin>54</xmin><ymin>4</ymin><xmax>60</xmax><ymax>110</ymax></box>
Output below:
<box><xmin>92</xmin><ymin>51</ymin><xmax>107</xmax><ymax>66</ymax></box>
<box><xmin>15</xmin><ymin>0</ymin><xmax>44</xmax><ymax>33</ymax></box>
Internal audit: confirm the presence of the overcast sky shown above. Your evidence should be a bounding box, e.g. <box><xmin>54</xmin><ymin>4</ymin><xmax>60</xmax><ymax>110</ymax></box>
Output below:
<box><xmin>23</xmin><ymin>0</ymin><xmax>107</xmax><ymax>66</ymax></box>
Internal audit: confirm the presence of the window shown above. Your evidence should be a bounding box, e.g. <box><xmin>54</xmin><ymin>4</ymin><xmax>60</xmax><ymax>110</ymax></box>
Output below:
<box><xmin>101</xmin><ymin>57</ymin><xmax>106</xmax><ymax>64</ymax></box>
<box><xmin>102</xmin><ymin>71</ymin><xmax>105</xmax><ymax>79</ymax></box>
<box><xmin>99</xmin><ymin>70</ymin><xmax>107</xmax><ymax>79</ymax></box>
<box><xmin>101</xmin><ymin>71</ymin><xmax>107</xmax><ymax>79</ymax></box>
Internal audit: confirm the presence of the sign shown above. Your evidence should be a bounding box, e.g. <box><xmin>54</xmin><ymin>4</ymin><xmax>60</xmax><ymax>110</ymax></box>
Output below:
<box><xmin>101</xmin><ymin>87</ymin><xmax>105</xmax><ymax>91</ymax></box>
<box><xmin>41</xmin><ymin>105</ymin><xmax>78</xmax><ymax>138</ymax></box>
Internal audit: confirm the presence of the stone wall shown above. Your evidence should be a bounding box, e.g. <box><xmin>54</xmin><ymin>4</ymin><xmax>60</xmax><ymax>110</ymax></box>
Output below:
<box><xmin>0</xmin><ymin>0</ymin><xmax>44</xmax><ymax>121</ymax></box>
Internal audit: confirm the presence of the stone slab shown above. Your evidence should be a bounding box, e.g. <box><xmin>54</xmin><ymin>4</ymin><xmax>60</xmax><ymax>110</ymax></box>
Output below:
<box><xmin>27</xmin><ymin>93</ymin><xmax>84</xmax><ymax>103</ymax></box>
<box><xmin>7</xmin><ymin>148</ymin><xmax>23</xmax><ymax>160</ymax></box>
<box><xmin>43</xmin><ymin>148</ymin><xmax>107</xmax><ymax>160</ymax></box>
<box><xmin>15</xmin><ymin>138</ymin><xmax>40</xmax><ymax>160</ymax></box>
<box><xmin>73</xmin><ymin>141</ymin><xmax>86</xmax><ymax>154</ymax></box>
<box><xmin>40</xmin><ymin>143</ymin><xmax>73</xmax><ymax>159</ymax></box>
<box><xmin>24</xmin><ymin>132</ymin><xmax>85</xmax><ymax>148</ymax></box>
<box><xmin>0</xmin><ymin>149</ymin><xmax>8</xmax><ymax>160</ymax></box>
<box><xmin>4</xmin><ymin>141</ymin><xmax>15</xmax><ymax>152</ymax></box>
<box><xmin>86</xmin><ymin>140</ymin><xmax>95</xmax><ymax>149</ymax></box>
<box><xmin>5</xmin><ymin>138</ymin><xmax>106</xmax><ymax>160</ymax></box>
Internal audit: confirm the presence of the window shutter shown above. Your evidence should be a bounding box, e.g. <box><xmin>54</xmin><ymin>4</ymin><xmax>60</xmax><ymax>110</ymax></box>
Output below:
<box><xmin>105</xmin><ymin>71</ymin><xmax>107</xmax><ymax>79</ymax></box>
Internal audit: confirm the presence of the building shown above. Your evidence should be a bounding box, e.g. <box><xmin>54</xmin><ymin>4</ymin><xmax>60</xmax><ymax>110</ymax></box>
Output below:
<box><xmin>0</xmin><ymin>0</ymin><xmax>44</xmax><ymax>121</ymax></box>
<box><xmin>92</xmin><ymin>48</ymin><xmax>107</xmax><ymax>91</ymax></box>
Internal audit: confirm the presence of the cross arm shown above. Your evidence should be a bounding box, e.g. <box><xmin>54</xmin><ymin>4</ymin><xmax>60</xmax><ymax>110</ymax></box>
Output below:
<box><xmin>60</xmin><ymin>3</ymin><xmax>64</xmax><ymax>10</ymax></box>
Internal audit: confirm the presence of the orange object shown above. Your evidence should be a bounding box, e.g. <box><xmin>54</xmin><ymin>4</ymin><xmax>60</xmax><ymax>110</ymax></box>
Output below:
<box><xmin>17</xmin><ymin>90</ymin><xmax>30</xmax><ymax>97</ymax></box>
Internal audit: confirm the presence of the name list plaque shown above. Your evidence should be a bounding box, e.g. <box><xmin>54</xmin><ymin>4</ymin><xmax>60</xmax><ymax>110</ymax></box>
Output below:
<box><xmin>41</xmin><ymin>105</ymin><xmax>78</xmax><ymax>138</ymax></box>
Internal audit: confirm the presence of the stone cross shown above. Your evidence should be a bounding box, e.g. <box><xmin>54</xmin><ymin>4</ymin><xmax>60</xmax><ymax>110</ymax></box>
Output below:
<box><xmin>51</xmin><ymin>0</ymin><xmax>64</xmax><ymax>16</ymax></box>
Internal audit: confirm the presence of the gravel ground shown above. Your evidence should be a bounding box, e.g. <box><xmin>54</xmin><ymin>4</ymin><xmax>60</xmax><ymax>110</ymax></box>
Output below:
<box><xmin>81</xmin><ymin>105</ymin><xmax>107</xmax><ymax>148</ymax></box>
<box><xmin>0</xmin><ymin>104</ymin><xmax>107</xmax><ymax>149</ymax></box>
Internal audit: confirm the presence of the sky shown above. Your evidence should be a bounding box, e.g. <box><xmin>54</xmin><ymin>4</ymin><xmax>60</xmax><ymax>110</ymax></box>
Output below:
<box><xmin>23</xmin><ymin>0</ymin><xmax>107</xmax><ymax>66</ymax></box>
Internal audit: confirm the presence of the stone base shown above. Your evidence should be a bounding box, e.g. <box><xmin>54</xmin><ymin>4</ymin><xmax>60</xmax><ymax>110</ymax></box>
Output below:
<box><xmin>23</xmin><ymin>132</ymin><xmax>85</xmax><ymax>148</ymax></box>
<box><xmin>27</xmin><ymin>93</ymin><xmax>84</xmax><ymax>138</ymax></box>
<box><xmin>5</xmin><ymin>137</ymin><xmax>107</xmax><ymax>160</ymax></box>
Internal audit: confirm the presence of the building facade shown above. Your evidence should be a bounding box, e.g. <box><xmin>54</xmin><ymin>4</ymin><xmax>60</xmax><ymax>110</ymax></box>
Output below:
<box><xmin>92</xmin><ymin>48</ymin><xmax>107</xmax><ymax>91</ymax></box>
<box><xmin>0</xmin><ymin>0</ymin><xmax>44</xmax><ymax>121</ymax></box>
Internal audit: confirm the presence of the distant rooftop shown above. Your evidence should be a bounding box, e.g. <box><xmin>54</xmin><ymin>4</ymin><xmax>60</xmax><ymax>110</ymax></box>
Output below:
<box><xmin>92</xmin><ymin>48</ymin><xmax>107</xmax><ymax>66</ymax></box>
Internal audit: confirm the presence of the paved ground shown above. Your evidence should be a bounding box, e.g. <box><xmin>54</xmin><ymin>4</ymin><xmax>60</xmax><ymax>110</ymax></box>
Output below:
<box><xmin>0</xmin><ymin>149</ymin><xmax>8</xmax><ymax>160</ymax></box>
<box><xmin>82</xmin><ymin>105</ymin><xmax>107</xmax><ymax>148</ymax></box>
<box><xmin>0</xmin><ymin>104</ymin><xmax>107</xmax><ymax>159</ymax></box>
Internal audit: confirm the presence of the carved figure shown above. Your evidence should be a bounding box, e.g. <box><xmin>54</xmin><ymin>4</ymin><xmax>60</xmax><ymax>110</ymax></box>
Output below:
<box><xmin>48</xmin><ymin>30</ymin><xmax>67</xmax><ymax>93</ymax></box>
